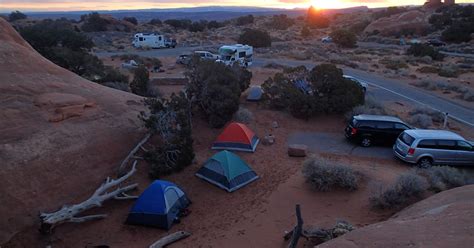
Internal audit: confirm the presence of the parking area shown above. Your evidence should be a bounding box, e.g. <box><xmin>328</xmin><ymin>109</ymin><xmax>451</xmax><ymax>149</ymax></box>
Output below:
<box><xmin>287</xmin><ymin>131</ymin><xmax>394</xmax><ymax>159</ymax></box>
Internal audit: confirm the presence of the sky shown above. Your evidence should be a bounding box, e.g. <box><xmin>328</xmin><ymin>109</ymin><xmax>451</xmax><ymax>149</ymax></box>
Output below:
<box><xmin>1</xmin><ymin>0</ymin><xmax>473</xmax><ymax>12</ymax></box>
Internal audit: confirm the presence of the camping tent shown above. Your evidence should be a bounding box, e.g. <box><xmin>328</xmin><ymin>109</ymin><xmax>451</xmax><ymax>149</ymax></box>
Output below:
<box><xmin>195</xmin><ymin>150</ymin><xmax>259</xmax><ymax>192</ymax></box>
<box><xmin>293</xmin><ymin>79</ymin><xmax>312</xmax><ymax>95</ymax></box>
<box><xmin>126</xmin><ymin>180</ymin><xmax>190</xmax><ymax>230</ymax></box>
<box><xmin>212</xmin><ymin>122</ymin><xmax>259</xmax><ymax>152</ymax></box>
<box><xmin>246</xmin><ymin>86</ymin><xmax>263</xmax><ymax>101</ymax></box>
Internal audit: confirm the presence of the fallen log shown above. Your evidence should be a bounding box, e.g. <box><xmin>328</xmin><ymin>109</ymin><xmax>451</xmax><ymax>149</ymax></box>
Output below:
<box><xmin>287</xmin><ymin>204</ymin><xmax>303</xmax><ymax>248</ymax></box>
<box><xmin>118</xmin><ymin>132</ymin><xmax>152</xmax><ymax>175</ymax></box>
<box><xmin>149</xmin><ymin>231</ymin><xmax>191</xmax><ymax>248</ymax></box>
<box><xmin>40</xmin><ymin>161</ymin><xmax>139</xmax><ymax>233</ymax></box>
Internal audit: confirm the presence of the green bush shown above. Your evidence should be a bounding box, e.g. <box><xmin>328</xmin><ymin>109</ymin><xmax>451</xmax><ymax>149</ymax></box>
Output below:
<box><xmin>80</xmin><ymin>12</ymin><xmax>109</xmax><ymax>32</ymax></box>
<box><xmin>407</xmin><ymin>44</ymin><xmax>444</xmax><ymax>61</ymax></box>
<box><xmin>236</xmin><ymin>15</ymin><xmax>254</xmax><ymax>26</ymax></box>
<box><xmin>238</xmin><ymin>29</ymin><xmax>272</xmax><ymax>48</ymax></box>
<box><xmin>141</xmin><ymin>93</ymin><xmax>194</xmax><ymax>178</ymax></box>
<box><xmin>130</xmin><ymin>65</ymin><xmax>149</xmax><ymax>96</ymax></box>
<box><xmin>123</xmin><ymin>16</ymin><xmax>138</xmax><ymax>25</ymax></box>
<box><xmin>370</xmin><ymin>172</ymin><xmax>426</xmax><ymax>209</ymax></box>
<box><xmin>8</xmin><ymin>10</ymin><xmax>27</xmax><ymax>22</ymax></box>
<box><xmin>185</xmin><ymin>59</ymin><xmax>251</xmax><ymax>128</ymax></box>
<box><xmin>330</xmin><ymin>29</ymin><xmax>357</xmax><ymax>48</ymax></box>
<box><xmin>302</xmin><ymin>158</ymin><xmax>359</xmax><ymax>192</ymax></box>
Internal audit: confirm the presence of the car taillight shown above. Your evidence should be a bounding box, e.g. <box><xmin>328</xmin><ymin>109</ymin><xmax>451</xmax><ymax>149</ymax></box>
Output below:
<box><xmin>351</xmin><ymin>127</ymin><xmax>357</xmax><ymax>135</ymax></box>
<box><xmin>408</xmin><ymin>148</ymin><xmax>415</xmax><ymax>155</ymax></box>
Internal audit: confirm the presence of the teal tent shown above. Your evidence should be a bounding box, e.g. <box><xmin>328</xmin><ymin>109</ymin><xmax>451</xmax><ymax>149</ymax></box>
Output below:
<box><xmin>195</xmin><ymin>150</ymin><xmax>259</xmax><ymax>192</ymax></box>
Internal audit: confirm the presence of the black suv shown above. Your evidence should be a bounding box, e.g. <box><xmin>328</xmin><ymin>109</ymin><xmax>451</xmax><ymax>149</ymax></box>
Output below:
<box><xmin>345</xmin><ymin>115</ymin><xmax>412</xmax><ymax>147</ymax></box>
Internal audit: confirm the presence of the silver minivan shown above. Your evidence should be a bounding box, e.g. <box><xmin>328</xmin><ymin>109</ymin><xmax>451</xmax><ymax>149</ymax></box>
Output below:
<box><xmin>393</xmin><ymin>129</ymin><xmax>474</xmax><ymax>167</ymax></box>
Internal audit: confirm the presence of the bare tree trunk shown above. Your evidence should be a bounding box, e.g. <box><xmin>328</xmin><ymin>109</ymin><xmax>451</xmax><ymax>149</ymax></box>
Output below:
<box><xmin>118</xmin><ymin>133</ymin><xmax>152</xmax><ymax>175</ymax></box>
<box><xmin>40</xmin><ymin>161</ymin><xmax>139</xmax><ymax>233</ymax></box>
<box><xmin>288</xmin><ymin>204</ymin><xmax>303</xmax><ymax>248</ymax></box>
<box><xmin>149</xmin><ymin>231</ymin><xmax>191</xmax><ymax>248</ymax></box>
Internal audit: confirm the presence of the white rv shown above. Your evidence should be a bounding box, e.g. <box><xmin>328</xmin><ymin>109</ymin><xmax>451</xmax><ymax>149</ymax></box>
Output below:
<box><xmin>217</xmin><ymin>44</ymin><xmax>253</xmax><ymax>67</ymax></box>
<box><xmin>132</xmin><ymin>33</ymin><xmax>176</xmax><ymax>49</ymax></box>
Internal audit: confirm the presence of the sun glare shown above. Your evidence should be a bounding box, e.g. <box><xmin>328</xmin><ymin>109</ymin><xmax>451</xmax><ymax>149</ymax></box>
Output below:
<box><xmin>310</xmin><ymin>0</ymin><xmax>347</xmax><ymax>9</ymax></box>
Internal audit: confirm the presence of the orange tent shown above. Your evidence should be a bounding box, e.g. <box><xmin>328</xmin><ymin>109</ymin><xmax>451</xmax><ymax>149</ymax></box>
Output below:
<box><xmin>211</xmin><ymin>122</ymin><xmax>259</xmax><ymax>152</ymax></box>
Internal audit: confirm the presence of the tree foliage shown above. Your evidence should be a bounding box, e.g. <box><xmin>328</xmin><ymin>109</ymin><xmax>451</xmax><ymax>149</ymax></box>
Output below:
<box><xmin>80</xmin><ymin>12</ymin><xmax>109</xmax><ymax>32</ymax></box>
<box><xmin>148</xmin><ymin>18</ymin><xmax>162</xmax><ymax>25</ymax></box>
<box><xmin>140</xmin><ymin>93</ymin><xmax>194</xmax><ymax>178</ymax></box>
<box><xmin>330</xmin><ymin>29</ymin><xmax>357</xmax><ymax>48</ymax></box>
<box><xmin>130</xmin><ymin>65</ymin><xmax>149</xmax><ymax>96</ymax></box>
<box><xmin>185</xmin><ymin>59</ymin><xmax>252</xmax><ymax>128</ymax></box>
<box><xmin>267</xmin><ymin>14</ymin><xmax>295</xmax><ymax>30</ymax></box>
<box><xmin>236</xmin><ymin>15</ymin><xmax>254</xmax><ymax>26</ymax></box>
<box><xmin>238</xmin><ymin>29</ymin><xmax>272</xmax><ymax>48</ymax></box>
<box><xmin>8</xmin><ymin>11</ymin><xmax>27</xmax><ymax>22</ymax></box>
<box><xmin>301</xmin><ymin>26</ymin><xmax>311</xmax><ymax>38</ymax></box>
<box><xmin>430</xmin><ymin>5</ymin><xmax>474</xmax><ymax>43</ymax></box>
<box><xmin>123</xmin><ymin>16</ymin><xmax>138</xmax><ymax>25</ymax></box>
<box><xmin>407</xmin><ymin>43</ymin><xmax>444</xmax><ymax>61</ymax></box>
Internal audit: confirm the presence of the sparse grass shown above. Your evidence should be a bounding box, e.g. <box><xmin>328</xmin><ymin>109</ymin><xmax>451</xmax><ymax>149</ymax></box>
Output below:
<box><xmin>423</xmin><ymin>166</ymin><xmax>470</xmax><ymax>192</ymax></box>
<box><xmin>380</xmin><ymin>58</ymin><xmax>409</xmax><ymax>71</ymax></box>
<box><xmin>302</xmin><ymin>158</ymin><xmax>360</xmax><ymax>192</ymax></box>
<box><xmin>417</xmin><ymin>66</ymin><xmax>440</xmax><ymax>74</ymax></box>
<box><xmin>233</xmin><ymin>107</ymin><xmax>253</xmax><ymax>124</ymax></box>
<box><xmin>370</xmin><ymin>171</ymin><xmax>426</xmax><ymax>209</ymax></box>
<box><xmin>409</xmin><ymin>107</ymin><xmax>445</xmax><ymax>123</ymax></box>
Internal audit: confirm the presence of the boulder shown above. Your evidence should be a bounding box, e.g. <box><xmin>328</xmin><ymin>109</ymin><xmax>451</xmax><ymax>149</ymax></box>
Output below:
<box><xmin>288</xmin><ymin>144</ymin><xmax>307</xmax><ymax>157</ymax></box>
<box><xmin>262</xmin><ymin>134</ymin><xmax>275</xmax><ymax>145</ymax></box>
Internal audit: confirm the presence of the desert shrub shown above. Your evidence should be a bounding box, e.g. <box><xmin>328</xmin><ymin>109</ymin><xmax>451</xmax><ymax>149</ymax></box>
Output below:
<box><xmin>330</xmin><ymin>29</ymin><xmax>357</xmax><ymax>48</ymax></box>
<box><xmin>370</xmin><ymin>172</ymin><xmax>426</xmax><ymax>209</ymax></box>
<box><xmin>236</xmin><ymin>15</ymin><xmax>254</xmax><ymax>26</ymax></box>
<box><xmin>164</xmin><ymin>19</ymin><xmax>192</xmax><ymax>29</ymax></box>
<box><xmin>301</xmin><ymin>26</ymin><xmax>311</xmax><ymax>38</ymax></box>
<box><xmin>306</xmin><ymin>6</ymin><xmax>329</xmax><ymax>28</ymax></box>
<box><xmin>409</xmin><ymin>107</ymin><xmax>444</xmax><ymax>123</ymax></box>
<box><xmin>98</xmin><ymin>66</ymin><xmax>129</xmax><ymax>84</ymax></box>
<box><xmin>302</xmin><ymin>158</ymin><xmax>359</xmax><ymax>192</ymax></box>
<box><xmin>417</xmin><ymin>66</ymin><xmax>440</xmax><ymax>74</ymax></box>
<box><xmin>438</xmin><ymin>66</ymin><xmax>459</xmax><ymax>78</ymax></box>
<box><xmin>8</xmin><ymin>10</ymin><xmax>27</xmax><ymax>22</ymax></box>
<box><xmin>267</xmin><ymin>14</ymin><xmax>294</xmax><ymax>30</ymax></box>
<box><xmin>407</xmin><ymin>44</ymin><xmax>444</xmax><ymax>61</ymax></box>
<box><xmin>380</xmin><ymin>58</ymin><xmax>408</xmax><ymax>71</ymax></box>
<box><xmin>207</xmin><ymin>20</ymin><xmax>223</xmax><ymax>29</ymax></box>
<box><xmin>130</xmin><ymin>65</ymin><xmax>149</xmax><ymax>96</ymax></box>
<box><xmin>102</xmin><ymin>81</ymin><xmax>130</xmax><ymax>92</ymax></box>
<box><xmin>185</xmin><ymin>58</ymin><xmax>251</xmax><ymax>128</ymax></box>
<box><xmin>409</xmin><ymin>114</ymin><xmax>433</xmax><ymax>128</ymax></box>
<box><xmin>441</xmin><ymin>21</ymin><xmax>474</xmax><ymax>43</ymax></box>
<box><xmin>141</xmin><ymin>93</ymin><xmax>194</xmax><ymax>178</ymax></box>
<box><xmin>462</xmin><ymin>91</ymin><xmax>474</xmax><ymax>102</ymax></box>
<box><xmin>429</xmin><ymin>13</ymin><xmax>452</xmax><ymax>29</ymax></box>
<box><xmin>148</xmin><ymin>18</ymin><xmax>162</xmax><ymax>25</ymax></box>
<box><xmin>238</xmin><ymin>29</ymin><xmax>271</xmax><ymax>48</ymax></box>
<box><xmin>123</xmin><ymin>16</ymin><xmax>138</xmax><ymax>25</ymax></box>
<box><xmin>189</xmin><ymin>20</ymin><xmax>207</xmax><ymax>32</ymax></box>
<box><xmin>80</xmin><ymin>12</ymin><xmax>109</xmax><ymax>32</ymax></box>
<box><xmin>425</xmin><ymin>166</ymin><xmax>469</xmax><ymax>192</ymax></box>
<box><xmin>234</xmin><ymin>107</ymin><xmax>253</xmax><ymax>124</ymax></box>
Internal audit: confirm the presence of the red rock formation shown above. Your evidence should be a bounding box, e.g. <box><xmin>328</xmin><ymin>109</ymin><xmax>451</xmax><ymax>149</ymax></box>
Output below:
<box><xmin>0</xmin><ymin>18</ymin><xmax>144</xmax><ymax>244</ymax></box>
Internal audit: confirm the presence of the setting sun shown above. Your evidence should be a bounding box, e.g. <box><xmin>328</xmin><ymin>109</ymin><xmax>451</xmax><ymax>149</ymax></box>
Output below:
<box><xmin>310</xmin><ymin>0</ymin><xmax>347</xmax><ymax>9</ymax></box>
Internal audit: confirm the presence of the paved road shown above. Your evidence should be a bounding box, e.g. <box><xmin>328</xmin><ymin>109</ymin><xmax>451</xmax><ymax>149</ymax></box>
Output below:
<box><xmin>287</xmin><ymin>132</ymin><xmax>394</xmax><ymax>159</ymax></box>
<box><xmin>253</xmin><ymin>58</ymin><xmax>474</xmax><ymax>128</ymax></box>
<box><xmin>95</xmin><ymin>48</ymin><xmax>474</xmax><ymax>128</ymax></box>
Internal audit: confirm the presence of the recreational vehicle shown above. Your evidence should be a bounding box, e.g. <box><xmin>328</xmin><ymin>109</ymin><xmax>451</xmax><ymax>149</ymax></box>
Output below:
<box><xmin>132</xmin><ymin>33</ymin><xmax>176</xmax><ymax>49</ymax></box>
<box><xmin>217</xmin><ymin>44</ymin><xmax>253</xmax><ymax>67</ymax></box>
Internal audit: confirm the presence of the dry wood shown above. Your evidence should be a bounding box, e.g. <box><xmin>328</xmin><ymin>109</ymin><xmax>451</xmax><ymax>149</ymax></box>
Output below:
<box><xmin>40</xmin><ymin>161</ymin><xmax>138</xmax><ymax>233</ymax></box>
<box><xmin>118</xmin><ymin>133</ymin><xmax>152</xmax><ymax>174</ymax></box>
<box><xmin>149</xmin><ymin>231</ymin><xmax>191</xmax><ymax>248</ymax></box>
<box><xmin>287</xmin><ymin>204</ymin><xmax>303</xmax><ymax>248</ymax></box>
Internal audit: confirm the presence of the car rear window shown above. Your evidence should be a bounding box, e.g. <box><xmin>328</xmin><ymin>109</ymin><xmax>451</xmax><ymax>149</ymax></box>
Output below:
<box><xmin>358</xmin><ymin>121</ymin><xmax>376</xmax><ymax>128</ymax></box>
<box><xmin>377</xmin><ymin>122</ymin><xmax>393</xmax><ymax>129</ymax></box>
<box><xmin>417</xmin><ymin>139</ymin><xmax>437</xmax><ymax>149</ymax></box>
<box><xmin>399</xmin><ymin>132</ymin><xmax>415</xmax><ymax>146</ymax></box>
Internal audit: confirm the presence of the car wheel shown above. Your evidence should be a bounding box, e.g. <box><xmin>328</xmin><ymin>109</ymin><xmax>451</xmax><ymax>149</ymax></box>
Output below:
<box><xmin>360</xmin><ymin>137</ymin><xmax>372</xmax><ymax>147</ymax></box>
<box><xmin>417</xmin><ymin>157</ymin><xmax>433</xmax><ymax>168</ymax></box>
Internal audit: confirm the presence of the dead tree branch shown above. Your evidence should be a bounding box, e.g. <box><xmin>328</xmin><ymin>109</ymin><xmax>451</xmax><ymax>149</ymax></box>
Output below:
<box><xmin>118</xmin><ymin>133</ymin><xmax>152</xmax><ymax>174</ymax></box>
<box><xmin>149</xmin><ymin>231</ymin><xmax>191</xmax><ymax>248</ymax></box>
<box><xmin>287</xmin><ymin>204</ymin><xmax>303</xmax><ymax>248</ymax></box>
<box><xmin>40</xmin><ymin>162</ymin><xmax>138</xmax><ymax>233</ymax></box>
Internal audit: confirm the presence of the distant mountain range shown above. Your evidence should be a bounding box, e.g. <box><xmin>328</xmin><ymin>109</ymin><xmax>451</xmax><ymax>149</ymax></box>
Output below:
<box><xmin>17</xmin><ymin>6</ymin><xmax>370</xmax><ymax>21</ymax></box>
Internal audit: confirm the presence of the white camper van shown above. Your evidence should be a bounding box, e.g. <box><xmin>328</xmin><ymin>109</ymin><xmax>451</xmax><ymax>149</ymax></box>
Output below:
<box><xmin>217</xmin><ymin>44</ymin><xmax>253</xmax><ymax>67</ymax></box>
<box><xmin>132</xmin><ymin>33</ymin><xmax>176</xmax><ymax>49</ymax></box>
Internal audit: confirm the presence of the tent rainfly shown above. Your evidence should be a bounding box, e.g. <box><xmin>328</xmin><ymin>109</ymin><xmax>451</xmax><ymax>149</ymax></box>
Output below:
<box><xmin>211</xmin><ymin>122</ymin><xmax>259</xmax><ymax>152</ymax></box>
<box><xmin>126</xmin><ymin>180</ymin><xmax>190</xmax><ymax>230</ymax></box>
<box><xmin>246</xmin><ymin>86</ymin><xmax>263</xmax><ymax>101</ymax></box>
<box><xmin>196</xmin><ymin>150</ymin><xmax>259</xmax><ymax>192</ymax></box>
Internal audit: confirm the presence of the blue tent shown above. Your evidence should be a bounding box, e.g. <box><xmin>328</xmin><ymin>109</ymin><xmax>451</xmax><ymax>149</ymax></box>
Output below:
<box><xmin>126</xmin><ymin>180</ymin><xmax>190</xmax><ymax>230</ymax></box>
<box><xmin>293</xmin><ymin>79</ymin><xmax>312</xmax><ymax>95</ymax></box>
<box><xmin>246</xmin><ymin>86</ymin><xmax>263</xmax><ymax>101</ymax></box>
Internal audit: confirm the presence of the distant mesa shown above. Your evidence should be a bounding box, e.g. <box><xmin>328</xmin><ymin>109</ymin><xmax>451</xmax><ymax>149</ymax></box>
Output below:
<box><xmin>424</xmin><ymin>0</ymin><xmax>455</xmax><ymax>8</ymax></box>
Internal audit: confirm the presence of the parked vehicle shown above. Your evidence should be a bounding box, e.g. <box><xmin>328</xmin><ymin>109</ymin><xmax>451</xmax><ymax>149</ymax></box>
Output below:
<box><xmin>426</xmin><ymin>39</ymin><xmax>446</xmax><ymax>47</ymax></box>
<box><xmin>216</xmin><ymin>44</ymin><xmax>253</xmax><ymax>67</ymax></box>
<box><xmin>393</xmin><ymin>129</ymin><xmax>474</xmax><ymax>167</ymax></box>
<box><xmin>345</xmin><ymin>115</ymin><xmax>412</xmax><ymax>147</ymax></box>
<box><xmin>321</xmin><ymin>36</ymin><xmax>332</xmax><ymax>43</ymax></box>
<box><xmin>343</xmin><ymin>75</ymin><xmax>368</xmax><ymax>93</ymax></box>
<box><xmin>194</xmin><ymin>51</ymin><xmax>219</xmax><ymax>60</ymax></box>
<box><xmin>132</xmin><ymin>33</ymin><xmax>176</xmax><ymax>49</ymax></box>
<box><xmin>121</xmin><ymin>59</ymin><xmax>139</xmax><ymax>69</ymax></box>
<box><xmin>176</xmin><ymin>54</ymin><xmax>192</xmax><ymax>65</ymax></box>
